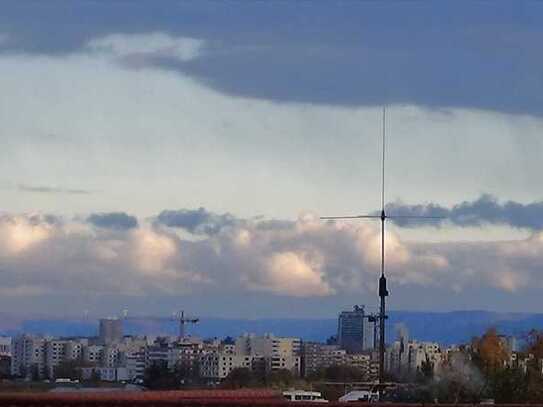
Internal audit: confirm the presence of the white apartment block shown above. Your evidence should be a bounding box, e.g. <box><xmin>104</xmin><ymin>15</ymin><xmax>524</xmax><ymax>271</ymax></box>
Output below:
<box><xmin>45</xmin><ymin>340</ymin><xmax>68</xmax><ymax>378</ymax></box>
<box><xmin>200</xmin><ymin>352</ymin><xmax>254</xmax><ymax>380</ymax></box>
<box><xmin>235</xmin><ymin>334</ymin><xmax>301</xmax><ymax>375</ymax></box>
<box><xmin>220</xmin><ymin>343</ymin><xmax>236</xmax><ymax>355</ymax></box>
<box><xmin>102</xmin><ymin>346</ymin><xmax>122</xmax><ymax>368</ymax></box>
<box><xmin>0</xmin><ymin>337</ymin><xmax>11</xmax><ymax>356</ymax></box>
<box><xmin>123</xmin><ymin>350</ymin><xmax>146</xmax><ymax>380</ymax></box>
<box><xmin>65</xmin><ymin>341</ymin><xmax>84</xmax><ymax>360</ymax></box>
<box><xmin>44</xmin><ymin>339</ymin><xmax>86</xmax><ymax>377</ymax></box>
<box><xmin>145</xmin><ymin>340</ymin><xmax>205</xmax><ymax>371</ymax></box>
<box><xmin>302</xmin><ymin>342</ymin><xmax>347</xmax><ymax>376</ymax></box>
<box><xmin>10</xmin><ymin>334</ymin><xmax>150</xmax><ymax>381</ymax></box>
<box><xmin>345</xmin><ymin>353</ymin><xmax>373</xmax><ymax>378</ymax></box>
<box><xmin>83</xmin><ymin>345</ymin><xmax>104</xmax><ymax>365</ymax></box>
<box><xmin>386</xmin><ymin>340</ymin><xmax>442</xmax><ymax>376</ymax></box>
<box><xmin>11</xmin><ymin>335</ymin><xmax>47</xmax><ymax>378</ymax></box>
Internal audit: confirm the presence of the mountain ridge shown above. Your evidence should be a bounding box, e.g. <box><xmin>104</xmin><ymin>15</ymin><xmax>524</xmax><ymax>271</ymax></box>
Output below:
<box><xmin>1</xmin><ymin>310</ymin><xmax>541</xmax><ymax>345</ymax></box>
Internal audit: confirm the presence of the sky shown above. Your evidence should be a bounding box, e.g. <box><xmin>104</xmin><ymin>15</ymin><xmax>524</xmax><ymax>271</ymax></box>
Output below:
<box><xmin>1</xmin><ymin>0</ymin><xmax>543</xmax><ymax>318</ymax></box>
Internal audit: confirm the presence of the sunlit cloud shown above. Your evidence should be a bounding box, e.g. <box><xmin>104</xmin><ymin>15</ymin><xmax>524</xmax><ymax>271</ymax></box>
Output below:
<box><xmin>0</xmin><ymin>209</ymin><xmax>542</xmax><ymax>312</ymax></box>
<box><xmin>0</xmin><ymin>214</ymin><xmax>54</xmax><ymax>254</ymax></box>
<box><xmin>86</xmin><ymin>32</ymin><xmax>204</xmax><ymax>63</ymax></box>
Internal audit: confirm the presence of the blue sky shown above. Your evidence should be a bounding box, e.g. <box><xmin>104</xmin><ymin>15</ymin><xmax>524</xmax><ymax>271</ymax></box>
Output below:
<box><xmin>0</xmin><ymin>1</ymin><xmax>543</xmax><ymax>317</ymax></box>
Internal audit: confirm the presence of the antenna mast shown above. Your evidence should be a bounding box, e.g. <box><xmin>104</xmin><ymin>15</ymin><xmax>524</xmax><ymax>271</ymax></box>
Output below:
<box><xmin>321</xmin><ymin>106</ymin><xmax>441</xmax><ymax>384</ymax></box>
<box><xmin>378</xmin><ymin>106</ymin><xmax>388</xmax><ymax>384</ymax></box>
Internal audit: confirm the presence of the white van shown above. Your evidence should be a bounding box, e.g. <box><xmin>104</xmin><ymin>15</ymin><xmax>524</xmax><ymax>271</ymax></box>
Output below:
<box><xmin>339</xmin><ymin>390</ymin><xmax>379</xmax><ymax>403</ymax></box>
<box><xmin>283</xmin><ymin>390</ymin><xmax>329</xmax><ymax>403</ymax></box>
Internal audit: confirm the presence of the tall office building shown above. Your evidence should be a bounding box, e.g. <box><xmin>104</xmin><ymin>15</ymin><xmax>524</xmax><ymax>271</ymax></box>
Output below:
<box><xmin>99</xmin><ymin>318</ymin><xmax>123</xmax><ymax>345</ymax></box>
<box><xmin>337</xmin><ymin>305</ymin><xmax>365</xmax><ymax>353</ymax></box>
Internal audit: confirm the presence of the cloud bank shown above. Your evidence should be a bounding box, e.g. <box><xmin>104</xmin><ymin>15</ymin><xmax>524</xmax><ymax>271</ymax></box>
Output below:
<box><xmin>1</xmin><ymin>208</ymin><xmax>542</xmax><ymax>312</ymax></box>
<box><xmin>157</xmin><ymin>208</ymin><xmax>238</xmax><ymax>235</ymax></box>
<box><xmin>87</xmin><ymin>212</ymin><xmax>138</xmax><ymax>230</ymax></box>
<box><xmin>386</xmin><ymin>194</ymin><xmax>543</xmax><ymax>230</ymax></box>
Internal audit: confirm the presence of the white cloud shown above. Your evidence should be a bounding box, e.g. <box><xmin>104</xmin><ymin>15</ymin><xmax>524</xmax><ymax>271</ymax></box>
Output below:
<box><xmin>0</xmin><ymin>214</ymin><xmax>54</xmax><ymax>255</ymax></box>
<box><xmin>258</xmin><ymin>251</ymin><xmax>332</xmax><ymax>297</ymax></box>
<box><xmin>130</xmin><ymin>227</ymin><xmax>177</xmax><ymax>274</ymax></box>
<box><xmin>86</xmin><ymin>32</ymin><xmax>204</xmax><ymax>62</ymax></box>
<box><xmin>0</xmin><ymin>210</ymin><xmax>542</xmax><ymax>310</ymax></box>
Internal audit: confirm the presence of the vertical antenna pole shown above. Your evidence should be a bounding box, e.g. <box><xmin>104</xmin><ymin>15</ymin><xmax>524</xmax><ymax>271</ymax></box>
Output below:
<box><xmin>381</xmin><ymin>106</ymin><xmax>386</xmax><ymax>213</ymax></box>
<box><xmin>378</xmin><ymin>106</ymin><xmax>388</xmax><ymax>385</ymax></box>
<box><xmin>179</xmin><ymin>311</ymin><xmax>185</xmax><ymax>338</ymax></box>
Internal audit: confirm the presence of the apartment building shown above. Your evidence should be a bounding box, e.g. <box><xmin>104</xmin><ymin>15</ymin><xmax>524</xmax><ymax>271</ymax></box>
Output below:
<box><xmin>386</xmin><ymin>339</ymin><xmax>442</xmax><ymax>376</ymax></box>
<box><xmin>0</xmin><ymin>337</ymin><xmax>11</xmax><ymax>356</ymax></box>
<box><xmin>235</xmin><ymin>334</ymin><xmax>301</xmax><ymax>375</ymax></box>
<box><xmin>301</xmin><ymin>342</ymin><xmax>347</xmax><ymax>377</ymax></box>
<box><xmin>200</xmin><ymin>352</ymin><xmax>254</xmax><ymax>380</ymax></box>
<box><xmin>98</xmin><ymin>318</ymin><xmax>123</xmax><ymax>345</ymax></box>
<box><xmin>11</xmin><ymin>335</ymin><xmax>47</xmax><ymax>378</ymax></box>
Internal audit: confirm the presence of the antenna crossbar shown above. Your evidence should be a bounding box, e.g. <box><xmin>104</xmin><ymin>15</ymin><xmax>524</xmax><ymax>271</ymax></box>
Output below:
<box><xmin>320</xmin><ymin>215</ymin><xmax>380</xmax><ymax>220</ymax></box>
<box><xmin>318</xmin><ymin>106</ymin><xmax>443</xmax><ymax>385</ymax></box>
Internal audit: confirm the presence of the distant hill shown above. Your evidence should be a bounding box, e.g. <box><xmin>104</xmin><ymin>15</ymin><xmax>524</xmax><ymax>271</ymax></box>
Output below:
<box><xmin>2</xmin><ymin>311</ymin><xmax>542</xmax><ymax>345</ymax></box>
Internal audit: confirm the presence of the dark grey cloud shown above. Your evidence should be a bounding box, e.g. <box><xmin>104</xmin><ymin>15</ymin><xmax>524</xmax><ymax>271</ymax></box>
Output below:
<box><xmin>386</xmin><ymin>194</ymin><xmax>543</xmax><ymax>230</ymax></box>
<box><xmin>87</xmin><ymin>212</ymin><xmax>138</xmax><ymax>230</ymax></box>
<box><xmin>156</xmin><ymin>207</ymin><xmax>238</xmax><ymax>235</ymax></box>
<box><xmin>255</xmin><ymin>219</ymin><xmax>295</xmax><ymax>231</ymax></box>
<box><xmin>1</xmin><ymin>1</ymin><xmax>543</xmax><ymax>115</ymax></box>
<box><xmin>17</xmin><ymin>184</ymin><xmax>90</xmax><ymax>195</ymax></box>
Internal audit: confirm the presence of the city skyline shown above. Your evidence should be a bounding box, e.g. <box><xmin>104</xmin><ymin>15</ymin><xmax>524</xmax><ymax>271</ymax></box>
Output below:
<box><xmin>1</xmin><ymin>1</ymin><xmax>543</xmax><ymax>316</ymax></box>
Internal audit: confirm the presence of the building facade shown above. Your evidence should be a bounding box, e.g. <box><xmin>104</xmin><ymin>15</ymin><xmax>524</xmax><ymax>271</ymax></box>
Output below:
<box><xmin>99</xmin><ymin>318</ymin><xmax>123</xmax><ymax>345</ymax></box>
<box><xmin>338</xmin><ymin>306</ymin><xmax>365</xmax><ymax>353</ymax></box>
<box><xmin>235</xmin><ymin>334</ymin><xmax>301</xmax><ymax>375</ymax></box>
<box><xmin>0</xmin><ymin>337</ymin><xmax>11</xmax><ymax>356</ymax></box>
<box><xmin>200</xmin><ymin>352</ymin><xmax>254</xmax><ymax>380</ymax></box>
<box><xmin>11</xmin><ymin>335</ymin><xmax>47</xmax><ymax>378</ymax></box>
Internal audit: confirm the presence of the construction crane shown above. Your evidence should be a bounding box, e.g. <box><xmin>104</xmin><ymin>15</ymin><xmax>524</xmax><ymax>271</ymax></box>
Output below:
<box><xmin>175</xmin><ymin>310</ymin><xmax>199</xmax><ymax>338</ymax></box>
<box><xmin>119</xmin><ymin>309</ymin><xmax>199</xmax><ymax>338</ymax></box>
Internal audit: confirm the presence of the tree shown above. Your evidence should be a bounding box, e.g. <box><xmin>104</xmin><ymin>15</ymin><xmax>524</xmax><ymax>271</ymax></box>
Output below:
<box><xmin>144</xmin><ymin>361</ymin><xmax>178</xmax><ymax>390</ymax></box>
<box><xmin>416</xmin><ymin>356</ymin><xmax>434</xmax><ymax>383</ymax></box>
<box><xmin>491</xmin><ymin>367</ymin><xmax>527</xmax><ymax>403</ymax></box>
<box><xmin>521</xmin><ymin>331</ymin><xmax>543</xmax><ymax>402</ymax></box>
<box><xmin>323</xmin><ymin>364</ymin><xmax>363</xmax><ymax>382</ymax></box>
<box><xmin>265</xmin><ymin>369</ymin><xmax>294</xmax><ymax>387</ymax></box>
<box><xmin>30</xmin><ymin>364</ymin><xmax>40</xmax><ymax>381</ymax></box>
<box><xmin>18</xmin><ymin>364</ymin><xmax>27</xmax><ymax>379</ymax></box>
<box><xmin>525</xmin><ymin>330</ymin><xmax>543</xmax><ymax>359</ymax></box>
<box><xmin>174</xmin><ymin>360</ymin><xmax>202</xmax><ymax>387</ymax></box>
<box><xmin>472</xmin><ymin>328</ymin><xmax>509</xmax><ymax>375</ymax></box>
<box><xmin>222</xmin><ymin>367</ymin><xmax>255</xmax><ymax>389</ymax></box>
<box><xmin>435</xmin><ymin>351</ymin><xmax>483</xmax><ymax>404</ymax></box>
<box><xmin>54</xmin><ymin>360</ymin><xmax>81</xmax><ymax>380</ymax></box>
